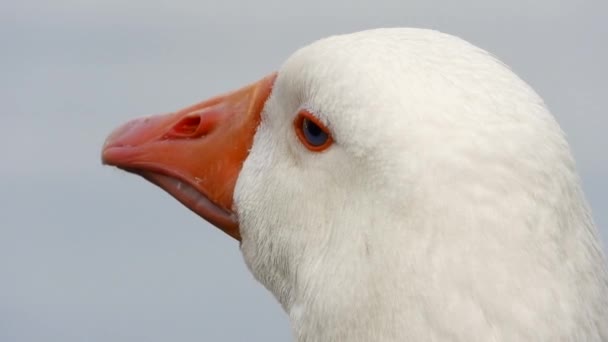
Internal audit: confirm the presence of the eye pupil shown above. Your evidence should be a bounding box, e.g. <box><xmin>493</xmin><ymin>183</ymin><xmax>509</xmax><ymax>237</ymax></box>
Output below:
<box><xmin>302</xmin><ymin>118</ymin><xmax>329</xmax><ymax>146</ymax></box>
<box><xmin>304</xmin><ymin>119</ymin><xmax>322</xmax><ymax>136</ymax></box>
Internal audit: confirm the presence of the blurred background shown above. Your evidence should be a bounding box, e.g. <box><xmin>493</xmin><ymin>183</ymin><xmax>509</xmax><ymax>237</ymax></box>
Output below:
<box><xmin>1</xmin><ymin>0</ymin><xmax>606</xmax><ymax>341</ymax></box>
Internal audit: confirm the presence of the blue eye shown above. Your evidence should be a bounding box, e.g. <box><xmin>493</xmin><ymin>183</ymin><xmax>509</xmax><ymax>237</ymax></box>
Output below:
<box><xmin>294</xmin><ymin>110</ymin><xmax>333</xmax><ymax>151</ymax></box>
<box><xmin>302</xmin><ymin>117</ymin><xmax>329</xmax><ymax>146</ymax></box>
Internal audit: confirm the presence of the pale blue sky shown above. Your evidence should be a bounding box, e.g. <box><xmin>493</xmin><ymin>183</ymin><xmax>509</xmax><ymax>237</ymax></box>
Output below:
<box><xmin>1</xmin><ymin>0</ymin><xmax>606</xmax><ymax>341</ymax></box>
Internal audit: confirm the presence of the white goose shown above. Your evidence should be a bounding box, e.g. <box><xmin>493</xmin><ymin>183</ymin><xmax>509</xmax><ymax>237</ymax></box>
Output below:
<box><xmin>102</xmin><ymin>28</ymin><xmax>608</xmax><ymax>341</ymax></box>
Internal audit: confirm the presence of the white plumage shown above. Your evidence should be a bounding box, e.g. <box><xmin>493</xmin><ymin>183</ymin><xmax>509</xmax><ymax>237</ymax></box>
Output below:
<box><xmin>234</xmin><ymin>28</ymin><xmax>608</xmax><ymax>341</ymax></box>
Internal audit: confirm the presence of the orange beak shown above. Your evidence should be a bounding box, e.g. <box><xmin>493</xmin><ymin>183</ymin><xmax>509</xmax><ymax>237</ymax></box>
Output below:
<box><xmin>102</xmin><ymin>73</ymin><xmax>277</xmax><ymax>241</ymax></box>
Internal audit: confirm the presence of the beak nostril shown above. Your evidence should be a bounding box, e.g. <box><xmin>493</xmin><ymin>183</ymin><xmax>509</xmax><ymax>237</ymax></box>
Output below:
<box><xmin>174</xmin><ymin>115</ymin><xmax>201</xmax><ymax>135</ymax></box>
<box><xmin>166</xmin><ymin>114</ymin><xmax>214</xmax><ymax>139</ymax></box>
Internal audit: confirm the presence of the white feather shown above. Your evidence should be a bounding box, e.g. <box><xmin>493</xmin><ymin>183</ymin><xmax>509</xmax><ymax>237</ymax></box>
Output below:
<box><xmin>234</xmin><ymin>28</ymin><xmax>608</xmax><ymax>341</ymax></box>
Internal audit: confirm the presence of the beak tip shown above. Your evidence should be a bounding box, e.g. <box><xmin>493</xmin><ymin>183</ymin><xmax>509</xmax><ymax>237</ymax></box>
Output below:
<box><xmin>101</xmin><ymin>134</ymin><xmax>122</xmax><ymax>166</ymax></box>
<box><xmin>101</xmin><ymin>115</ymin><xmax>156</xmax><ymax>167</ymax></box>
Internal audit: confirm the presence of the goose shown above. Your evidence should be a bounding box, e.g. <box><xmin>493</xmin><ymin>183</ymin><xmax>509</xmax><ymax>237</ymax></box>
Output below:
<box><xmin>102</xmin><ymin>28</ymin><xmax>608</xmax><ymax>341</ymax></box>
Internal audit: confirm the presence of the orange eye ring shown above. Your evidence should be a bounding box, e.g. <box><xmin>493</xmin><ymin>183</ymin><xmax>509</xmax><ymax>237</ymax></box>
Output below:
<box><xmin>293</xmin><ymin>110</ymin><xmax>333</xmax><ymax>152</ymax></box>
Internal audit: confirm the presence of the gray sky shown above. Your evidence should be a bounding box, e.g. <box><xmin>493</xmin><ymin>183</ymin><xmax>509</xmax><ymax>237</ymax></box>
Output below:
<box><xmin>1</xmin><ymin>0</ymin><xmax>606</xmax><ymax>341</ymax></box>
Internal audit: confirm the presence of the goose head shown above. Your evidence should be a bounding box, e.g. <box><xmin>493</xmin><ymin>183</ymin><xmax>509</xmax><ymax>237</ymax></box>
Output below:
<box><xmin>102</xmin><ymin>28</ymin><xmax>607</xmax><ymax>341</ymax></box>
